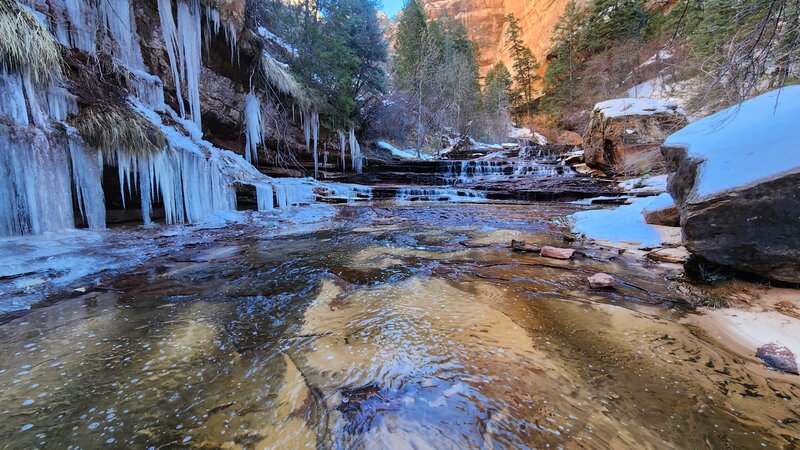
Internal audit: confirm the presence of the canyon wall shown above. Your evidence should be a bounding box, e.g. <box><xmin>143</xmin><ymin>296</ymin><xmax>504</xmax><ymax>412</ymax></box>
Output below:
<box><xmin>423</xmin><ymin>0</ymin><xmax>584</xmax><ymax>84</ymax></box>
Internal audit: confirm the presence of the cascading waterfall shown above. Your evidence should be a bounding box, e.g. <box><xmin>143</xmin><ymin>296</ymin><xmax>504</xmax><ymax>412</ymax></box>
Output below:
<box><xmin>395</xmin><ymin>188</ymin><xmax>486</xmax><ymax>202</ymax></box>
<box><xmin>244</xmin><ymin>92</ymin><xmax>263</xmax><ymax>164</ymax></box>
<box><xmin>442</xmin><ymin>160</ymin><xmax>574</xmax><ymax>185</ymax></box>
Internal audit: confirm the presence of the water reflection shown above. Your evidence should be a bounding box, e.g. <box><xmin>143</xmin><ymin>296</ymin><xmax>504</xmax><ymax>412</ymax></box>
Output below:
<box><xmin>0</xmin><ymin>203</ymin><xmax>798</xmax><ymax>449</ymax></box>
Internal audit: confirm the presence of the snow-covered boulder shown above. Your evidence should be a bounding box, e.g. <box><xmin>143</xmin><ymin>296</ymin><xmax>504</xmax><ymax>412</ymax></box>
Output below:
<box><xmin>507</xmin><ymin>127</ymin><xmax>547</xmax><ymax>145</ymax></box>
<box><xmin>583</xmin><ymin>98</ymin><xmax>687</xmax><ymax>175</ymax></box>
<box><xmin>662</xmin><ymin>87</ymin><xmax>800</xmax><ymax>282</ymax></box>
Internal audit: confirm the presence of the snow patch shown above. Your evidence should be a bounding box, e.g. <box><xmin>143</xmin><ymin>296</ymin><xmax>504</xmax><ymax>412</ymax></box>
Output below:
<box><xmin>593</xmin><ymin>98</ymin><xmax>684</xmax><ymax>118</ymax></box>
<box><xmin>663</xmin><ymin>86</ymin><xmax>800</xmax><ymax>200</ymax></box>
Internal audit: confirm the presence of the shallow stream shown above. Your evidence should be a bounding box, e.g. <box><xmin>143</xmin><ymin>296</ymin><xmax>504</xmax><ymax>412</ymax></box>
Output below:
<box><xmin>1</xmin><ymin>203</ymin><xmax>798</xmax><ymax>448</ymax></box>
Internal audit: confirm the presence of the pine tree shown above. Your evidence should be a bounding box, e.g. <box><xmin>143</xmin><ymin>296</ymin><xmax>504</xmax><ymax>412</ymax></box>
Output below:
<box><xmin>483</xmin><ymin>62</ymin><xmax>512</xmax><ymax>113</ymax></box>
<box><xmin>504</xmin><ymin>14</ymin><xmax>540</xmax><ymax>122</ymax></box>
<box><xmin>542</xmin><ymin>0</ymin><xmax>586</xmax><ymax>111</ymax></box>
<box><xmin>393</xmin><ymin>0</ymin><xmax>428</xmax><ymax>88</ymax></box>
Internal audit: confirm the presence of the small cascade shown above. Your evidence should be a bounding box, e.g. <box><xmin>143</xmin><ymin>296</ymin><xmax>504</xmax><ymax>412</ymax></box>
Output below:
<box><xmin>395</xmin><ymin>188</ymin><xmax>487</xmax><ymax>202</ymax></box>
<box><xmin>441</xmin><ymin>160</ymin><xmax>574</xmax><ymax>185</ymax></box>
<box><xmin>311</xmin><ymin>111</ymin><xmax>319</xmax><ymax>178</ymax></box>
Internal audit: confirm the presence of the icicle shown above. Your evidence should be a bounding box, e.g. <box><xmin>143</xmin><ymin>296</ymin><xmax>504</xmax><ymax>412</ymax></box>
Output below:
<box><xmin>0</xmin><ymin>124</ymin><xmax>75</xmax><ymax>236</ymax></box>
<box><xmin>243</xmin><ymin>92</ymin><xmax>262</xmax><ymax>165</ymax></box>
<box><xmin>311</xmin><ymin>111</ymin><xmax>319</xmax><ymax>179</ymax></box>
<box><xmin>99</xmin><ymin>0</ymin><xmax>145</xmax><ymax>69</ymax></box>
<box><xmin>176</xmin><ymin>0</ymin><xmax>202</xmax><ymax>128</ymax></box>
<box><xmin>255</xmin><ymin>183</ymin><xmax>274</xmax><ymax>211</ymax></box>
<box><xmin>349</xmin><ymin>128</ymin><xmax>362</xmax><ymax>174</ymax></box>
<box><xmin>338</xmin><ymin>129</ymin><xmax>346</xmax><ymax>171</ymax></box>
<box><xmin>157</xmin><ymin>0</ymin><xmax>186</xmax><ymax>117</ymax></box>
<box><xmin>66</xmin><ymin>127</ymin><xmax>106</xmax><ymax>230</ymax></box>
<box><xmin>303</xmin><ymin>112</ymin><xmax>311</xmax><ymax>150</ymax></box>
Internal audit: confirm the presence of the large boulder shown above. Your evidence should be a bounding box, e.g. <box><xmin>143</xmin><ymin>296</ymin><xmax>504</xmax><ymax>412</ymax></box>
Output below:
<box><xmin>662</xmin><ymin>87</ymin><xmax>800</xmax><ymax>283</ymax></box>
<box><xmin>583</xmin><ymin>98</ymin><xmax>688</xmax><ymax>175</ymax></box>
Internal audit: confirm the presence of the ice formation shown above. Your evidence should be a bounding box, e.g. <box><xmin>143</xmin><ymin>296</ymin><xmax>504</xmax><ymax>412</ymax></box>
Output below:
<box><xmin>349</xmin><ymin>128</ymin><xmax>363</xmax><ymax>174</ymax></box>
<box><xmin>338</xmin><ymin>130</ymin><xmax>347</xmax><ymax>169</ymax></box>
<box><xmin>0</xmin><ymin>0</ymin><xmax>356</xmax><ymax>238</ymax></box>
<box><xmin>244</xmin><ymin>92</ymin><xmax>263</xmax><ymax>164</ymax></box>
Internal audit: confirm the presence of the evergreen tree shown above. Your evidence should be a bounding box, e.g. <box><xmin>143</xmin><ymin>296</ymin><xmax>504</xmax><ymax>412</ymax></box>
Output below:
<box><xmin>542</xmin><ymin>0</ymin><xmax>586</xmax><ymax>111</ymax></box>
<box><xmin>291</xmin><ymin>0</ymin><xmax>388</xmax><ymax>128</ymax></box>
<box><xmin>482</xmin><ymin>62</ymin><xmax>513</xmax><ymax>141</ymax></box>
<box><xmin>504</xmin><ymin>14</ymin><xmax>540</xmax><ymax>121</ymax></box>
<box><xmin>483</xmin><ymin>62</ymin><xmax>512</xmax><ymax>113</ymax></box>
<box><xmin>393</xmin><ymin>0</ymin><xmax>428</xmax><ymax>89</ymax></box>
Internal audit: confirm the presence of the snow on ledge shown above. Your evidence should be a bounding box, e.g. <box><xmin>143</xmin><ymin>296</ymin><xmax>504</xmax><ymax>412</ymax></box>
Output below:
<box><xmin>593</xmin><ymin>98</ymin><xmax>684</xmax><ymax>118</ymax></box>
<box><xmin>377</xmin><ymin>141</ymin><xmax>436</xmax><ymax>160</ymax></box>
<box><xmin>663</xmin><ymin>86</ymin><xmax>800</xmax><ymax>200</ymax></box>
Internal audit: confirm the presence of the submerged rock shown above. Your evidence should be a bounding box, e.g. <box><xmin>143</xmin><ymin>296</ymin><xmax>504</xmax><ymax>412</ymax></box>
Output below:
<box><xmin>663</xmin><ymin>87</ymin><xmax>800</xmax><ymax>283</ymax></box>
<box><xmin>540</xmin><ymin>246</ymin><xmax>574</xmax><ymax>260</ymax></box>
<box><xmin>511</xmin><ymin>240</ymin><xmax>541</xmax><ymax>253</ymax></box>
<box><xmin>587</xmin><ymin>273</ymin><xmax>615</xmax><ymax>288</ymax></box>
<box><xmin>756</xmin><ymin>343</ymin><xmax>798</xmax><ymax>375</ymax></box>
<box><xmin>583</xmin><ymin>98</ymin><xmax>687</xmax><ymax>175</ymax></box>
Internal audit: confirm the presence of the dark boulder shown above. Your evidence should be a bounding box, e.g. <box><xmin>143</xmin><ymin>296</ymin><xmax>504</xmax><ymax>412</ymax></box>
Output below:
<box><xmin>663</xmin><ymin>87</ymin><xmax>800</xmax><ymax>283</ymax></box>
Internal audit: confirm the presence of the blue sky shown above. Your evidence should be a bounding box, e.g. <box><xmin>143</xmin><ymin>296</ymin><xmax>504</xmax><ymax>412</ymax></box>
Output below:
<box><xmin>381</xmin><ymin>0</ymin><xmax>404</xmax><ymax>18</ymax></box>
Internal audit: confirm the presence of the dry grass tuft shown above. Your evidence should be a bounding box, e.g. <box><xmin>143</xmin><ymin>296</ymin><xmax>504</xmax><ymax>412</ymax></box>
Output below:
<box><xmin>0</xmin><ymin>0</ymin><xmax>63</xmax><ymax>81</ymax></box>
<box><xmin>72</xmin><ymin>103</ymin><xmax>167</xmax><ymax>156</ymax></box>
<box><xmin>258</xmin><ymin>51</ymin><xmax>309</xmax><ymax>108</ymax></box>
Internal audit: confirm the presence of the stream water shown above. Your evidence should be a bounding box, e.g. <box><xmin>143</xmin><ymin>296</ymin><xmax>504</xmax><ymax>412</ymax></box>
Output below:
<box><xmin>1</xmin><ymin>202</ymin><xmax>798</xmax><ymax>449</ymax></box>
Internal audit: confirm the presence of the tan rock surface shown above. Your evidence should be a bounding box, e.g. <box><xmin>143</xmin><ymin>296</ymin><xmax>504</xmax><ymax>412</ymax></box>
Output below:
<box><xmin>422</xmin><ymin>0</ymin><xmax>585</xmax><ymax>83</ymax></box>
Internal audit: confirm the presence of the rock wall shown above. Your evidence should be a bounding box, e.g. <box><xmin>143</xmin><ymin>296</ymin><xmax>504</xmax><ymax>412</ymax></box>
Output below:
<box><xmin>663</xmin><ymin>87</ymin><xmax>800</xmax><ymax>283</ymax></box>
<box><xmin>583</xmin><ymin>98</ymin><xmax>687</xmax><ymax>175</ymax></box>
<box><xmin>422</xmin><ymin>0</ymin><xmax>585</xmax><ymax>81</ymax></box>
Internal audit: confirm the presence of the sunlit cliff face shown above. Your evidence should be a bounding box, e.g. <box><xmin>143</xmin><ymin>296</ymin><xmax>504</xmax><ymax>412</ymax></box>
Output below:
<box><xmin>422</xmin><ymin>0</ymin><xmax>585</xmax><ymax>82</ymax></box>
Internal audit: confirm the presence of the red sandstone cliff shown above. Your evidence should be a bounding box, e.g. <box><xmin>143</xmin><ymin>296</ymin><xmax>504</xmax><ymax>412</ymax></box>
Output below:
<box><xmin>423</xmin><ymin>0</ymin><xmax>585</xmax><ymax>84</ymax></box>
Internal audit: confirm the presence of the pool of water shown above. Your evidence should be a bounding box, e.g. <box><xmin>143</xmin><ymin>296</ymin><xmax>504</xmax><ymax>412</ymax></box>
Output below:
<box><xmin>1</xmin><ymin>203</ymin><xmax>798</xmax><ymax>448</ymax></box>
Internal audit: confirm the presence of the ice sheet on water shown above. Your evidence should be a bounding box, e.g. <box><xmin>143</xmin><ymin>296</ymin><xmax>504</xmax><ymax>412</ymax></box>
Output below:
<box><xmin>571</xmin><ymin>193</ymin><xmax>673</xmax><ymax>247</ymax></box>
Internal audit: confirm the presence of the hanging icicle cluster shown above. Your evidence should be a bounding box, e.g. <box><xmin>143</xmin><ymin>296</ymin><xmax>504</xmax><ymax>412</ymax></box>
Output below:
<box><xmin>349</xmin><ymin>128</ymin><xmax>363</xmax><ymax>174</ymax></box>
<box><xmin>0</xmin><ymin>0</ymin><xmax>327</xmax><ymax>238</ymax></box>
<box><xmin>244</xmin><ymin>92</ymin><xmax>263</xmax><ymax>164</ymax></box>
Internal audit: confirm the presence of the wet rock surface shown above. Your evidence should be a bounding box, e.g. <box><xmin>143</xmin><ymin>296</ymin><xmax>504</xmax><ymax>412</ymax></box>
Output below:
<box><xmin>756</xmin><ymin>343</ymin><xmax>799</xmax><ymax>374</ymax></box>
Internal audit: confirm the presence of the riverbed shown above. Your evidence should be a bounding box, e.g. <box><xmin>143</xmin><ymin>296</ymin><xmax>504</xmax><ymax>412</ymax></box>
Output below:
<box><xmin>1</xmin><ymin>202</ymin><xmax>798</xmax><ymax>448</ymax></box>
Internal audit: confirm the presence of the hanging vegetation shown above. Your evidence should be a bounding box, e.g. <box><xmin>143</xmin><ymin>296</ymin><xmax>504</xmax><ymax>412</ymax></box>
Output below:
<box><xmin>257</xmin><ymin>51</ymin><xmax>309</xmax><ymax>108</ymax></box>
<box><xmin>71</xmin><ymin>103</ymin><xmax>167</xmax><ymax>156</ymax></box>
<box><xmin>0</xmin><ymin>0</ymin><xmax>63</xmax><ymax>81</ymax></box>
